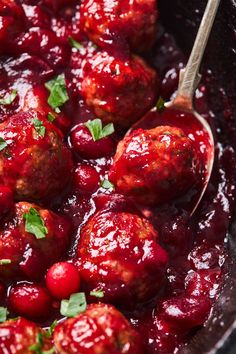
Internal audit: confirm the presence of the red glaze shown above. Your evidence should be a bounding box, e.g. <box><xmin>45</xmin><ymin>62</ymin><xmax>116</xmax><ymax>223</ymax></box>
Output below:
<box><xmin>46</xmin><ymin>262</ymin><xmax>80</xmax><ymax>299</ymax></box>
<box><xmin>0</xmin><ymin>317</ymin><xmax>53</xmax><ymax>353</ymax></box>
<box><xmin>9</xmin><ymin>283</ymin><xmax>51</xmax><ymax>320</ymax></box>
<box><xmin>0</xmin><ymin>0</ymin><xmax>26</xmax><ymax>54</ymax></box>
<box><xmin>76</xmin><ymin>211</ymin><xmax>168</xmax><ymax>306</ymax></box>
<box><xmin>0</xmin><ymin>185</ymin><xmax>13</xmax><ymax>216</ymax></box>
<box><xmin>80</xmin><ymin>0</ymin><xmax>158</xmax><ymax>52</ymax></box>
<box><xmin>0</xmin><ymin>202</ymin><xmax>71</xmax><ymax>280</ymax></box>
<box><xmin>53</xmin><ymin>303</ymin><xmax>142</xmax><ymax>354</ymax></box>
<box><xmin>185</xmin><ymin>269</ymin><xmax>221</xmax><ymax>298</ymax></box>
<box><xmin>41</xmin><ymin>0</ymin><xmax>77</xmax><ymax>12</ymax></box>
<box><xmin>70</xmin><ymin>123</ymin><xmax>115</xmax><ymax>159</ymax></box>
<box><xmin>74</xmin><ymin>164</ymin><xmax>100</xmax><ymax>193</ymax></box>
<box><xmin>109</xmin><ymin>126</ymin><xmax>200</xmax><ymax>205</ymax></box>
<box><xmin>0</xmin><ymin>110</ymin><xmax>73</xmax><ymax>201</ymax></box>
<box><xmin>81</xmin><ymin>51</ymin><xmax>158</xmax><ymax>127</ymax></box>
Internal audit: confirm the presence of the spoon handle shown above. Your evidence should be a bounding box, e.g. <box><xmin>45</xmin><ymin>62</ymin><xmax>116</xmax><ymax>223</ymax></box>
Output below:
<box><xmin>172</xmin><ymin>0</ymin><xmax>221</xmax><ymax>110</ymax></box>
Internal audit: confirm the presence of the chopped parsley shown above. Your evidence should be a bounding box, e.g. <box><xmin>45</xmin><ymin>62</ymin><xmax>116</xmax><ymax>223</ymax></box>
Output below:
<box><xmin>33</xmin><ymin>118</ymin><xmax>46</xmax><ymax>137</ymax></box>
<box><xmin>101</xmin><ymin>179</ymin><xmax>114</xmax><ymax>190</ymax></box>
<box><xmin>47</xmin><ymin>112</ymin><xmax>56</xmax><ymax>122</ymax></box>
<box><xmin>0</xmin><ymin>137</ymin><xmax>7</xmax><ymax>151</ymax></box>
<box><xmin>0</xmin><ymin>259</ymin><xmax>11</xmax><ymax>265</ymax></box>
<box><xmin>90</xmin><ymin>289</ymin><xmax>104</xmax><ymax>298</ymax></box>
<box><xmin>68</xmin><ymin>36</ymin><xmax>83</xmax><ymax>50</ymax></box>
<box><xmin>46</xmin><ymin>320</ymin><xmax>58</xmax><ymax>337</ymax></box>
<box><xmin>85</xmin><ymin>119</ymin><xmax>114</xmax><ymax>141</ymax></box>
<box><xmin>60</xmin><ymin>292</ymin><xmax>87</xmax><ymax>318</ymax></box>
<box><xmin>0</xmin><ymin>307</ymin><xmax>8</xmax><ymax>323</ymax></box>
<box><xmin>29</xmin><ymin>333</ymin><xmax>55</xmax><ymax>354</ymax></box>
<box><xmin>23</xmin><ymin>207</ymin><xmax>48</xmax><ymax>240</ymax></box>
<box><xmin>45</xmin><ymin>74</ymin><xmax>69</xmax><ymax>112</ymax></box>
<box><xmin>0</xmin><ymin>90</ymin><xmax>17</xmax><ymax>105</ymax></box>
<box><xmin>156</xmin><ymin>97</ymin><xmax>165</xmax><ymax>112</ymax></box>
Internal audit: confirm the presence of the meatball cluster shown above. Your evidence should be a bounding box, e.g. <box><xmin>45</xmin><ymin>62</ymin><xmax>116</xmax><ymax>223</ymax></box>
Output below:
<box><xmin>109</xmin><ymin>126</ymin><xmax>199</xmax><ymax>205</ymax></box>
<box><xmin>0</xmin><ymin>317</ymin><xmax>53</xmax><ymax>353</ymax></box>
<box><xmin>80</xmin><ymin>0</ymin><xmax>158</xmax><ymax>52</ymax></box>
<box><xmin>54</xmin><ymin>303</ymin><xmax>142</xmax><ymax>354</ymax></box>
<box><xmin>76</xmin><ymin>211</ymin><xmax>168</xmax><ymax>306</ymax></box>
<box><xmin>81</xmin><ymin>51</ymin><xmax>158</xmax><ymax>127</ymax></box>
<box><xmin>0</xmin><ymin>110</ymin><xmax>73</xmax><ymax>201</ymax></box>
<box><xmin>0</xmin><ymin>202</ymin><xmax>71</xmax><ymax>280</ymax></box>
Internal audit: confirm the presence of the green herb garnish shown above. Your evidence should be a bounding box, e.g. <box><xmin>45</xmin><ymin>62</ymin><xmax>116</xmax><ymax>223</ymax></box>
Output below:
<box><xmin>0</xmin><ymin>137</ymin><xmax>7</xmax><ymax>151</ymax></box>
<box><xmin>33</xmin><ymin>118</ymin><xmax>46</xmax><ymax>137</ymax></box>
<box><xmin>101</xmin><ymin>179</ymin><xmax>114</xmax><ymax>190</ymax></box>
<box><xmin>60</xmin><ymin>292</ymin><xmax>87</xmax><ymax>318</ymax></box>
<box><xmin>46</xmin><ymin>320</ymin><xmax>58</xmax><ymax>337</ymax></box>
<box><xmin>156</xmin><ymin>97</ymin><xmax>165</xmax><ymax>112</ymax></box>
<box><xmin>85</xmin><ymin>119</ymin><xmax>114</xmax><ymax>142</ymax></box>
<box><xmin>0</xmin><ymin>259</ymin><xmax>11</xmax><ymax>265</ymax></box>
<box><xmin>45</xmin><ymin>74</ymin><xmax>69</xmax><ymax>112</ymax></box>
<box><xmin>0</xmin><ymin>307</ymin><xmax>8</xmax><ymax>323</ymax></box>
<box><xmin>90</xmin><ymin>289</ymin><xmax>104</xmax><ymax>298</ymax></box>
<box><xmin>47</xmin><ymin>112</ymin><xmax>56</xmax><ymax>122</ymax></box>
<box><xmin>0</xmin><ymin>90</ymin><xmax>17</xmax><ymax>105</ymax></box>
<box><xmin>29</xmin><ymin>333</ymin><xmax>55</xmax><ymax>354</ymax></box>
<box><xmin>23</xmin><ymin>207</ymin><xmax>48</xmax><ymax>239</ymax></box>
<box><xmin>68</xmin><ymin>36</ymin><xmax>83</xmax><ymax>50</ymax></box>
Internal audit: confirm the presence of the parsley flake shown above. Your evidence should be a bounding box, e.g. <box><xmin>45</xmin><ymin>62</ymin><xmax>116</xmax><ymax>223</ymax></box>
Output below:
<box><xmin>33</xmin><ymin>118</ymin><xmax>46</xmax><ymax>137</ymax></box>
<box><xmin>68</xmin><ymin>36</ymin><xmax>83</xmax><ymax>50</ymax></box>
<box><xmin>45</xmin><ymin>74</ymin><xmax>69</xmax><ymax>111</ymax></box>
<box><xmin>90</xmin><ymin>289</ymin><xmax>104</xmax><ymax>298</ymax></box>
<box><xmin>101</xmin><ymin>179</ymin><xmax>114</xmax><ymax>190</ymax></box>
<box><xmin>85</xmin><ymin>119</ymin><xmax>114</xmax><ymax>142</ymax></box>
<box><xmin>0</xmin><ymin>259</ymin><xmax>11</xmax><ymax>265</ymax></box>
<box><xmin>60</xmin><ymin>292</ymin><xmax>87</xmax><ymax>318</ymax></box>
<box><xmin>29</xmin><ymin>333</ymin><xmax>55</xmax><ymax>354</ymax></box>
<box><xmin>23</xmin><ymin>207</ymin><xmax>48</xmax><ymax>239</ymax></box>
<box><xmin>47</xmin><ymin>112</ymin><xmax>56</xmax><ymax>122</ymax></box>
<box><xmin>156</xmin><ymin>97</ymin><xmax>165</xmax><ymax>112</ymax></box>
<box><xmin>46</xmin><ymin>320</ymin><xmax>58</xmax><ymax>337</ymax></box>
<box><xmin>0</xmin><ymin>307</ymin><xmax>8</xmax><ymax>323</ymax></box>
<box><xmin>0</xmin><ymin>90</ymin><xmax>17</xmax><ymax>105</ymax></box>
<box><xmin>0</xmin><ymin>137</ymin><xmax>7</xmax><ymax>151</ymax></box>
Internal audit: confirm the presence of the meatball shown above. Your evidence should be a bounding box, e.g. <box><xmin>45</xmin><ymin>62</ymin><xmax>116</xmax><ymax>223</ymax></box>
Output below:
<box><xmin>80</xmin><ymin>0</ymin><xmax>158</xmax><ymax>52</ymax></box>
<box><xmin>81</xmin><ymin>51</ymin><xmax>158</xmax><ymax>128</ymax></box>
<box><xmin>76</xmin><ymin>211</ymin><xmax>168</xmax><ymax>306</ymax></box>
<box><xmin>53</xmin><ymin>303</ymin><xmax>142</xmax><ymax>354</ymax></box>
<box><xmin>0</xmin><ymin>202</ymin><xmax>71</xmax><ymax>280</ymax></box>
<box><xmin>109</xmin><ymin>126</ymin><xmax>199</xmax><ymax>205</ymax></box>
<box><xmin>0</xmin><ymin>110</ymin><xmax>73</xmax><ymax>201</ymax></box>
<box><xmin>0</xmin><ymin>0</ymin><xmax>26</xmax><ymax>54</ymax></box>
<box><xmin>0</xmin><ymin>317</ymin><xmax>53</xmax><ymax>354</ymax></box>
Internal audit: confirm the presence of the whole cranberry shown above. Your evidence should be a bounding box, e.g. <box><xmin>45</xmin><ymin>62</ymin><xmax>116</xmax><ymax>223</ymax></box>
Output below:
<box><xmin>9</xmin><ymin>283</ymin><xmax>52</xmax><ymax>320</ymax></box>
<box><xmin>46</xmin><ymin>262</ymin><xmax>80</xmax><ymax>299</ymax></box>
<box><xmin>0</xmin><ymin>185</ymin><xmax>13</xmax><ymax>215</ymax></box>
<box><xmin>74</xmin><ymin>164</ymin><xmax>100</xmax><ymax>193</ymax></box>
<box><xmin>70</xmin><ymin>124</ymin><xmax>115</xmax><ymax>159</ymax></box>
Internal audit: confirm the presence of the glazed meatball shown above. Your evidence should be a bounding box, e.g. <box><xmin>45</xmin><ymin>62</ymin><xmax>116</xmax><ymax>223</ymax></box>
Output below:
<box><xmin>76</xmin><ymin>211</ymin><xmax>168</xmax><ymax>306</ymax></box>
<box><xmin>81</xmin><ymin>52</ymin><xmax>158</xmax><ymax>128</ymax></box>
<box><xmin>0</xmin><ymin>202</ymin><xmax>71</xmax><ymax>280</ymax></box>
<box><xmin>0</xmin><ymin>317</ymin><xmax>53</xmax><ymax>354</ymax></box>
<box><xmin>54</xmin><ymin>303</ymin><xmax>142</xmax><ymax>354</ymax></box>
<box><xmin>80</xmin><ymin>0</ymin><xmax>158</xmax><ymax>52</ymax></box>
<box><xmin>0</xmin><ymin>0</ymin><xmax>26</xmax><ymax>54</ymax></box>
<box><xmin>109</xmin><ymin>126</ymin><xmax>199</xmax><ymax>205</ymax></box>
<box><xmin>0</xmin><ymin>110</ymin><xmax>73</xmax><ymax>201</ymax></box>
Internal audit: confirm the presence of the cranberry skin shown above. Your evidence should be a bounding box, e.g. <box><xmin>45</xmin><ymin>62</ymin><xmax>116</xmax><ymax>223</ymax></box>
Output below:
<box><xmin>70</xmin><ymin>124</ymin><xmax>115</xmax><ymax>159</ymax></box>
<box><xmin>0</xmin><ymin>185</ymin><xmax>13</xmax><ymax>215</ymax></box>
<box><xmin>46</xmin><ymin>262</ymin><xmax>80</xmax><ymax>299</ymax></box>
<box><xmin>9</xmin><ymin>283</ymin><xmax>52</xmax><ymax>320</ymax></box>
<box><xmin>80</xmin><ymin>0</ymin><xmax>158</xmax><ymax>52</ymax></box>
<box><xmin>0</xmin><ymin>318</ymin><xmax>53</xmax><ymax>353</ymax></box>
<box><xmin>76</xmin><ymin>211</ymin><xmax>168</xmax><ymax>307</ymax></box>
<box><xmin>185</xmin><ymin>269</ymin><xmax>221</xmax><ymax>298</ymax></box>
<box><xmin>74</xmin><ymin>164</ymin><xmax>100</xmax><ymax>193</ymax></box>
<box><xmin>109</xmin><ymin>126</ymin><xmax>199</xmax><ymax>205</ymax></box>
<box><xmin>54</xmin><ymin>303</ymin><xmax>142</xmax><ymax>354</ymax></box>
<box><xmin>161</xmin><ymin>295</ymin><xmax>211</xmax><ymax>330</ymax></box>
<box><xmin>41</xmin><ymin>0</ymin><xmax>77</xmax><ymax>12</ymax></box>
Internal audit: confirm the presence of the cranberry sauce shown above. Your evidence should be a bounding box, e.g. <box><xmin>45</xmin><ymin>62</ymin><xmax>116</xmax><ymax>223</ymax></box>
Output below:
<box><xmin>0</xmin><ymin>2</ymin><xmax>235</xmax><ymax>354</ymax></box>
